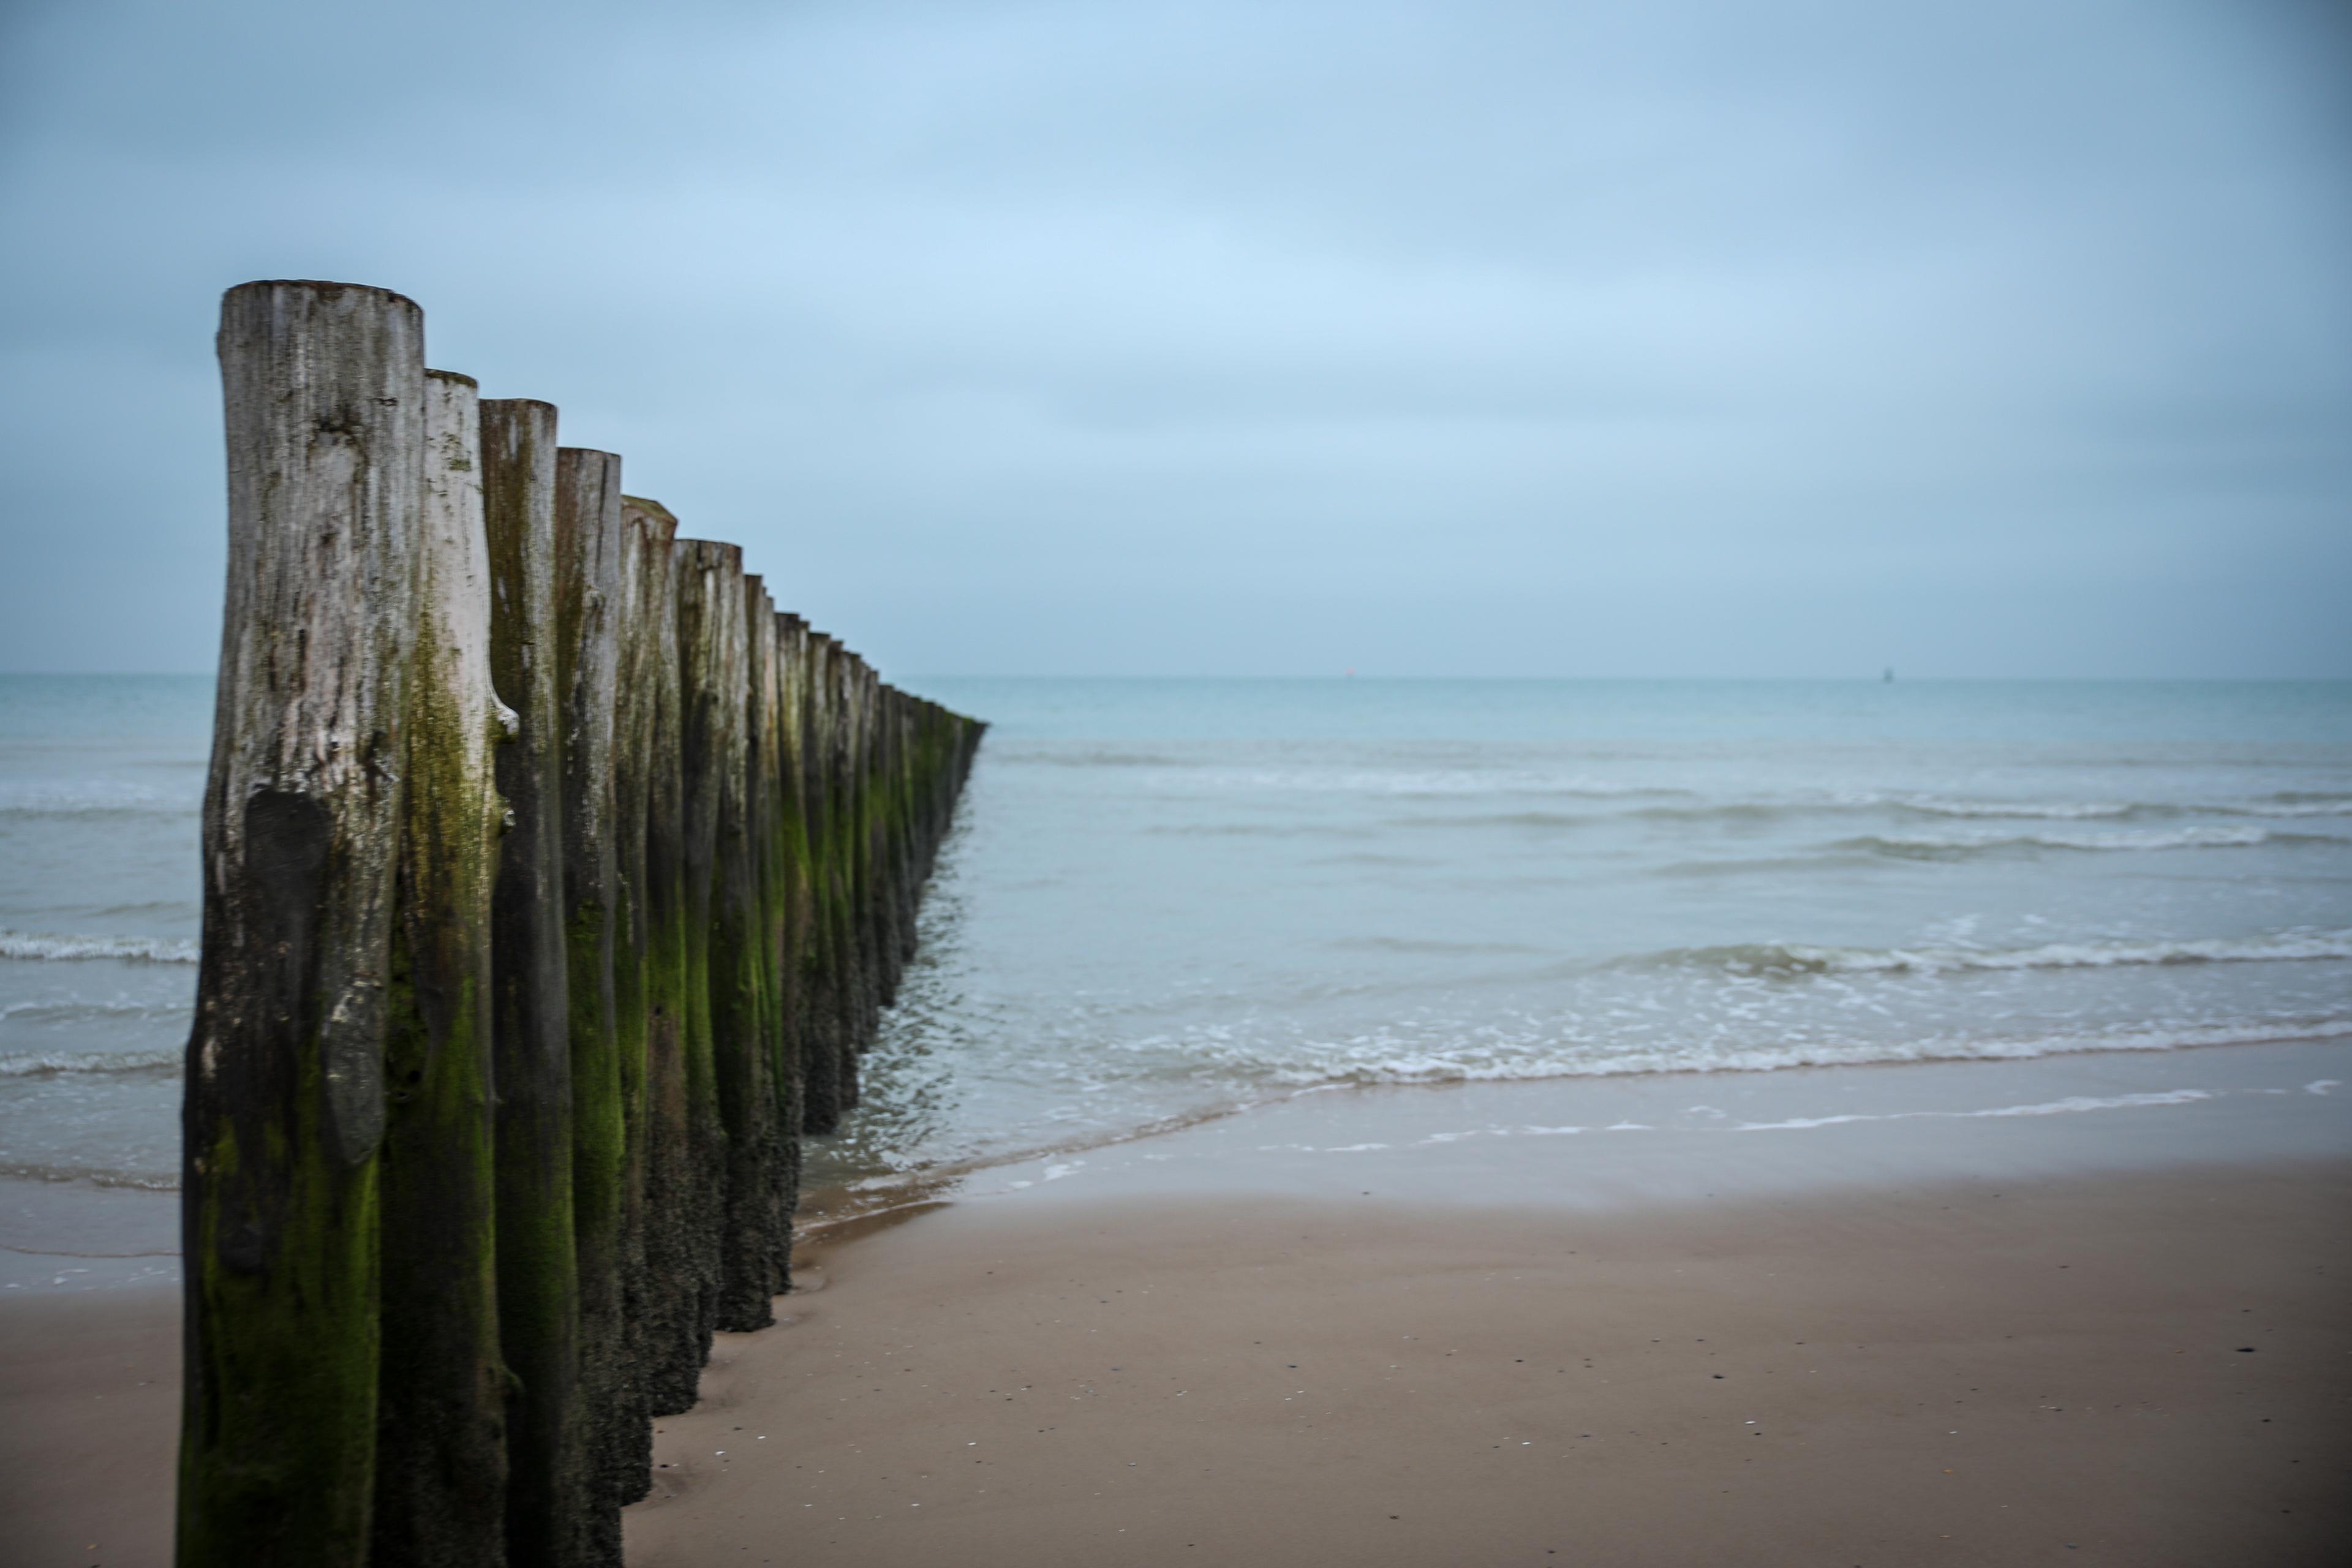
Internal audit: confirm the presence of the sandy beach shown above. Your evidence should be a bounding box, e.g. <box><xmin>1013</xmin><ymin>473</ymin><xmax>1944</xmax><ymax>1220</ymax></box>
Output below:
<box><xmin>628</xmin><ymin>1165</ymin><xmax>2349</xmax><ymax>1568</ymax></box>
<box><xmin>7</xmin><ymin>1041</ymin><xmax>2350</xmax><ymax>1566</ymax></box>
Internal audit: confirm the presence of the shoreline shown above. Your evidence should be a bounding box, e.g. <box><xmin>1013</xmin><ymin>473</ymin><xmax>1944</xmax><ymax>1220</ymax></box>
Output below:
<box><xmin>9</xmin><ymin>1029</ymin><xmax>2348</xmax><ymax>1265</ymax></box>
<box><xmin>4</xmin><ymin>1039</ymin><xmax>2348</xmax><ymax>1564</ymax></box>
<box><xmin>799</xmin><ymin>1031</ymin><xmax>2352</xmax><ymax>1232</ymax></box>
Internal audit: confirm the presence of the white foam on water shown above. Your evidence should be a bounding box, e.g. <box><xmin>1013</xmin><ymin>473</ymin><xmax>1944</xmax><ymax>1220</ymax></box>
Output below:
<box><xmin>1849</xmin><ymin>825</ymin><xmax>2341</xmax><ymax>854</ymax></box>
<box><xmin>1732</xmin><ymin>1088</ymin><xmax>2213</xmax><ymax>1132</ymax></box>
<box><xmin>0</xmin><ymin>931</ymin><xmax>200</xmax><ymax>963</ymax></box>
<box><xmin>1890</xmin><ymin>796</ymin><xmax>2137</xmax><ymax>820</ymax></box>
<box><xmin>1</xmin><ymin>997</ymin><xmax>184</xmax><ymax>1023</ymax></box>
<box><xmin>0</xmin><ymin>1047</ymin><xmax>179</xmax><ymax>1078</ymax></box>
<box><xmin>1648</xmin><ymin>929</ymin><xmax>2352</xmax><ymax>978</ymax></box>
<box><xmin>0</xmin><ymin>1159</ymin><xmax>179</xmax><ymax>1190</ymax></box>
<box><xmin>1227</xmin><ymin>1016</ymin><xmax>2352</xmax><ymax>1090</ymax></box>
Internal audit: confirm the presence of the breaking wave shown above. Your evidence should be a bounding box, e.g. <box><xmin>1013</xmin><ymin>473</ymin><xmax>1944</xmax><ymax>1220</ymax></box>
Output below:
<box><xmin>0</xmin><ymin>1159</ymin><xmax>178</xmax><ymax>1191</ymax></box>
<box><xmin>1632</xmin><ymin>930</ymin><xmax>2352</xmax><ymax>978</ymax></box>
<box><xmin>0</xmin><ymin>932</ymin><xmax>200</xmax><ymax>963</ymax></box>
<box><xmin>1236</xmin><ymin>1016</ymin><xmax>2352</xmax><ymax>1090</ymax></box>
<box><xmin>1839</xmin><ymin>826</ymin><xmax>2344</xmax><ymax>857</ymax></box>
<box><xmin>0</xmin><ymin>1047</ymin><xmax>180</xmax><ymax>1078</ymax></box>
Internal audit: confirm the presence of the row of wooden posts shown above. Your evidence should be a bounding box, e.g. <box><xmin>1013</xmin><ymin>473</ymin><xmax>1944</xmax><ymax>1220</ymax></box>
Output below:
<box><xmin>180</xmin><ymin>280</ymin><xmax>984</xmax><ymax>1567</ymax></box>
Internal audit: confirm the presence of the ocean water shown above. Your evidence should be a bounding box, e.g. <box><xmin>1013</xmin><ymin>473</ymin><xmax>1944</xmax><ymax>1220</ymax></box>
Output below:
<box><xmin>2</xmin><ymin>676</ymin><xmax>2350</xmax><ymax>1202</ymax></box>
<box><xmin>813</xmin><ymin>677</ymin><xmax>2352</xmax><ymax>1182</ymax></box>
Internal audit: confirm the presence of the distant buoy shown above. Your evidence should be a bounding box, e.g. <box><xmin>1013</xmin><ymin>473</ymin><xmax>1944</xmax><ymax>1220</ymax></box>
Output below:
<box><xmin>1883</xmin><ymin>667</ymin><xmax>1894</xmax><ymax>682</ymax></box>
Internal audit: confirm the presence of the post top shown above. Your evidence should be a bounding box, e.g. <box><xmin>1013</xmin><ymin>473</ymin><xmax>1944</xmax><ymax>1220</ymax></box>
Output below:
<box><xmin>224</xmin><ymin>279</ymin><xmax>422</xmax><ymax>313</ymax></box>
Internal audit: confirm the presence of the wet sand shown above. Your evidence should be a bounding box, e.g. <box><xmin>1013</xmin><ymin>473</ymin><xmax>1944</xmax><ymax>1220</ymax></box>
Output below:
<box><xmin>0</xmin><ymin>1284</ymin><xmax>179</xmax><ymax>1566</ymax></box>
<box><xmin>627</xmin><ymin>1163</ymin><xmax>2352</xmax><ymax>1568</ymax></box>
<box><xmin>5</xmin><ymin>1044</ymin><xmax>2350</xmax><ymax>1564</ymax></box>
<box><xmin>627</xmin><ymin>1046</ymin><xmax>2352</xmax><ymax>1566</ymax></box>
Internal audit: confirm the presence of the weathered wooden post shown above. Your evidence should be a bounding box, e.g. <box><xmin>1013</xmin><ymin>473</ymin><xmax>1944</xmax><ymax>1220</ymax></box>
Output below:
<box><xmin>372</xmin><ymin>368</ymin><xmax>513</xmax><ymax>1567</ymax></box>
<box><xmin>624</xmin><ymin>499</ymin><xmax>723</xmax><ymax>1415</ymax></box>
<box><xmin>481</xmin><ymin>399</ymin><xmax>589</xmax><ymax>1567</ymax></box>
<box><xmin>554</xmin><ymin>448</ymin><xmax>644</xmax><ymax>1529</ymax></box>
<box><xmin>684</xmin><ymin>542</ymin><xmax>782</xmax><ymax>1332</ymax></box>
<box><xmin>185</xmin><ymin>277</ymin><xmax>987</xmax><ymax>1568</ymax></box>
<box><xmin>797</xmin><ymin>633</ymin><xmax>848</xmax><ymax>1134</ymax></box>
<box><xmin>742</xmin><ymin>580</ymin><xmax>798</xmax><ymax>1298</ymax></box>
<box><xmin>773</xmin><ymin>613</ymin><xmax>818</xmax><ymax>1158</ymax></box>
<box><xmin>182</xmin><ymin>279</ymin><xmax>423</xmax><ymax>1568</ymax></box>
<box><xmin>842</xmin><ymin>654</ymin><xmax>882</xmax><ymax>1058</ymax></box>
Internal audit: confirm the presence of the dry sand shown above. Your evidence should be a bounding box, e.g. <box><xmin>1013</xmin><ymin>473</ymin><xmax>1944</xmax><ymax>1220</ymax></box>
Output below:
<box><xmin>4</xmin><ymin>1044</ymin><xmax>2349</xmax><ymax>1566</ymax></box>
<box><xmin>625</xmin><ymin>1164</ymin><xmax>2352</xmax><ymax>1568</ymax></box>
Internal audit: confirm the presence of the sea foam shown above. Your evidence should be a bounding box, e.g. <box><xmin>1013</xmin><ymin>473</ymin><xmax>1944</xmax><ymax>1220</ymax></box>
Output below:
<box><xmin>0</xmin><ymin>932</ymin><xmax>200</xmax><ymax>964</ymax></box>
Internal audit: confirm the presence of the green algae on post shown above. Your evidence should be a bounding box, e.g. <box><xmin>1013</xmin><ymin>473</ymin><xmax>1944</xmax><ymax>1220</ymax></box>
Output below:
<box><xmin>481</xmin><ymin>398</ymin><xmax>590</xmax><ymax>1568</ymax></box>
<box><xmin>180</xmin><ymin>278</ymin><xmax>984</xmax><ymax>1568</ymax></box>
<box><xmin>371</xmin><ymin>368</ymin><xmax>513</xmax><ymax>1567</ymax></box>
<box><xmin>181</xmin><ymin>279</ymin><xmax>423</xmax><ymax>1568</ymax></box>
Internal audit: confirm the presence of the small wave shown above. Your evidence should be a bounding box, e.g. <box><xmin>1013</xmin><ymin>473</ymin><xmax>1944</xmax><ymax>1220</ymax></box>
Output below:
<box><xmin>1251</xmin><ymin>1016</ymin><xmax>2352</xmax><ymax>1089</ymax></box>
<box><xmin>1630</xmin><ymin>794</ymin><xmax>2352</xmax><ymax>826</ymax></box>
<box><xmin>1891</xmin><ymin>796</ymin><xmax>2137</xmax><ymax>821</ymax></box>
<box><xmin>1634</xmin><ymin>930</ymin><xmax>2352</xmax><ymax>978</ymax></box>
<box><xmin>0</xmin><ymin>1047</ymin><xmax>181</xmax><ymax>1077</ymax></box>
<box><xmin>1006</xmin><ymin>748</ymin><xmax>1192</xmax><ymax>769</ymax></box>
<box><xmin>0</xmin><ymin>785</ymin><xmax>196</xmax><ymax>816</ymax></box>
<box><xmin>2</xmin><ymin>998</ymin><xmax>187</xmax><ymax>1025</ymax></box>
<box><xmin>1633</xmin><ymin>796</ymin><xmax>2143</xmax><ymax>824</ymax></box>
<box><xmin>2218</xmin><ymin>795</ymin><xmax>2352</xmax><ymax>818</ymax></box>
<box><xmin>0</xmin><ymin>932</ymin><xmax>201</xmax><ymax>963</ymax></box>
<box><xmin>1839</xmin><ymin>826</ymin><xmax>2341</xmax><ymax>858</ymax></box>
<box><xmin>0</xmin><ymin>1159</ymin><xmax>178</xmax><ymax>1191</ymax></box>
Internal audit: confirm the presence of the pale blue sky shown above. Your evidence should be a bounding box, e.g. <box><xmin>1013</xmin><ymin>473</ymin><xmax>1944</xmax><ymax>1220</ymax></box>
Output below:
<box><xmin>1</xmin><ymin>0</ymin><xmax>2345</xmax><ymax>677</ymax></box>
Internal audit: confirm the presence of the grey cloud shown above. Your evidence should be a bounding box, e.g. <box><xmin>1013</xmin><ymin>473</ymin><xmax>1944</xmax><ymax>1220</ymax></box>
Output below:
<box><xmin>1</xmin><ymin>0</ymin><xmax>2345</xmax><ymax>677</ymax></box>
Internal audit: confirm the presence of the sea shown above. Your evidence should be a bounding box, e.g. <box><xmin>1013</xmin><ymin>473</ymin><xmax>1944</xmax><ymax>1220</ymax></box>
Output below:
<box><xmin>4</xmin><ymin>676</ymin><xmax>2350</xmax><ymax>1251</ymax></box>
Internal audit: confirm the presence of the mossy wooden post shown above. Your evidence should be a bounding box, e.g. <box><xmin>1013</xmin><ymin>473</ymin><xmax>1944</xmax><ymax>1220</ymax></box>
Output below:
<box><xmin>682</xmin><ymin>541</ymin><xmax>780</xmax><ymax>1332</ymax></box>
<box><xmin>879</xmin><ymin>685</ymin><xmax>918</xmax><ymax>1005</ymax></box>
<box><xmin>372</xmin><ymin>369</ymin><xmax>513</xmax><ymax>1568</ymax></box>
<box><xmin>481</xmin><ymin>399</ymin><xmax>590</xmax><ymax>1568</ymax></box>
<box><xmin>564</xmin><ymin>452</ymin><xmax>646</xmax><ymax>1519</ymax></box>
<box><xmin>182</xmin><ymin>279</ymin><xmax>422</xmax><ymax>1568</ymax></box>
<box><xmin>797</xmin><ymin>633</ymin><xmax>847</xmax><ymax>1134</ymax></box>
<box><xmin>830</xmin><ymin>640</ymin><xmax>871</xmax><ymax>1114</ymax></box>
<box><xmin>746</xmin><ymin>584</ymin><xmax>800</xmax><ymax>1285</ymax></box>
<box><xmin>624</xmin><ymin>498</ymin><xmax>720</xmax><ymax>1414</ymax></box>
<box><xmin>840</xmin><ymin>654</ymin><xmax>881</xmax><ymax>1058</ymax></box>
<box><xmin>773</xmin><ymin>614</ymin><xmax>818</xmax><ymax>1151</ymax></box>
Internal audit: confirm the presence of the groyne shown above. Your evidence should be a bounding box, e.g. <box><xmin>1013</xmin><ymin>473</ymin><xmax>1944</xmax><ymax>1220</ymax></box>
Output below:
<box><xmin>179</xmin><ymin>279</ymin><xmax>983</xmax><ymax>1567</ymax></box>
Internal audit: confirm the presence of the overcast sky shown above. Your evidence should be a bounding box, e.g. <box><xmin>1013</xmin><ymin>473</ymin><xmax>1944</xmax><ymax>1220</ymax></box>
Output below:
<box><xmin>1</xmin><ymin>0</ymin><xmax>2345</xmax><ymax>677</ymax></box>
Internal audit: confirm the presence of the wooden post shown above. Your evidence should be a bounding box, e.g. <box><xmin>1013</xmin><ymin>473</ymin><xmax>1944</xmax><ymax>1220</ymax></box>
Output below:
<box><xmin>185</xmin><ymin>278</ymin><xmax>987</xmax><ymax>1567</ymax></box>
<box><xmin>773</xmin><ymin>612</ymin><xmax>816</xmax><ymax>1161</ymax></box>
<box><xmin>556</xmin><ymin>452</ymin><xmax>649</xmax><ymax>1523</ymax></box>
<box><xmin>797</xmin><ymin>633</ymin><xmax>846</xmax><ymax>1134</ymax></box>
<box><xmin>182</xmin><ymin>279</ymin><xmax>423</xmax><ymax>1568</ymax></box>
<box><xmin>624</xmin><ymin>498</ymin><xmax>722</xmax><ymax>1415</ymax></box>
<box><xmin>840</xmin><ymin>654</ymin><xmax>881</xmax><ymax>1068</ymax></box>
<box><xmin>372</xmin><ymin>368</ymin><xmax>514</xmax><ymax>1567</ymax></box>
<box><xmin>481</xmin><ymin>399</ymin><xmax>588</xmax><ymax>1568</ymax></box>
<box><xmin>682</xmin><ymin>541</ymin><xmax>782</xmax><ymax>1332</ymax></box>
<box><xmin>745</xmin><ymin>582</ymin><xmax>799</xmax><ymax>1292</ymax></box>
